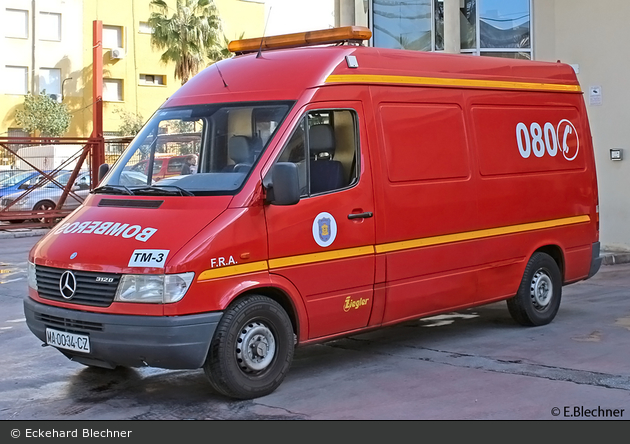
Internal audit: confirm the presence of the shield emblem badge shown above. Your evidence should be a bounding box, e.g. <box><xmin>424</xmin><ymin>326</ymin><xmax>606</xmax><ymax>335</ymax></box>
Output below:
<box><xmin>318</xmin><ymin>217</ymin><xmax>331</xmax><ymax>242</ymax></box>
<box><xmin>312</xmin><ymin>212</ymin><xmax>337</xmax><ymax>247</ymax></box>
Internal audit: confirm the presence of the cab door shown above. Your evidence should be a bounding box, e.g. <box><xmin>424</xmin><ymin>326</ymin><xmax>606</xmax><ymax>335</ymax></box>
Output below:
<box><xmin>264</xmin><ymin>105</ymin><xmax>376</xmax><ymax>339</ymax></box>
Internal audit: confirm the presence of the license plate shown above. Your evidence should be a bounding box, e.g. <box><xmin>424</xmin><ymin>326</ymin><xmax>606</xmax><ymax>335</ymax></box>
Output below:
<box><xmin>45</xmin><ymin>328</ymin><xmax>91</xmax><ymax>353</ymax></box>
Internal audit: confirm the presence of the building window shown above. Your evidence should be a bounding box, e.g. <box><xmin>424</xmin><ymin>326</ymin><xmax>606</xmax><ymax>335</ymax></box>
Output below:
<box><xmin>5</xmin><ymin>9</ymin><xmax>28</xmax><ymax>39</ymax></box>
<box><xmin>139</xmin><ymin>74</ymin><xmax>165</xmax><ymax>85</ymax></box>
<box><xmin>372</xmin><ymin>0</ymin><xmax>531</xmax><ymax>59</ymax></box>
<box><xmin>39</xmin><ymin>12</ymin><xmax>61</xmax><ymax>41</ymax></box>
<box><xmin>372</xmin><ymin>0</ymin><xmax>432</xmax><ymax>51</ymax></box>
<box><xmin>39</xmin><ymin>68</ymin><xmax>61</xmax><ymax>96</ymax></box>
<box><xmin>103</xmin><ymin>25</ymin><xmax>123</xmax><ymax>48</ymax></box>
<box><xmin>138</xmin><ymin>22</ymin><xmax>153</xmax><ymax>34</ymax></box>
<box><xmin>103</xmin><ymin>79</ymin><xmax>123</xmax><ymax>101</ymax></box>
<box><xmin>5</xmin><ymin>66</ymin><xmax>28</xmax><ymax>95</ymax></box>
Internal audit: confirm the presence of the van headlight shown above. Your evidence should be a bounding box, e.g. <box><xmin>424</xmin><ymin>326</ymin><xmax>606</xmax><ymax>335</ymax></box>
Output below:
<box><xmin>114</xmin><ymin>272</ymin><xmax>195</xmax><ymax>303</ymax></box>
<box><xmin>28</xmin><ymin>262</ymin><xmax>38</xmax><ymax>290</ymax></box>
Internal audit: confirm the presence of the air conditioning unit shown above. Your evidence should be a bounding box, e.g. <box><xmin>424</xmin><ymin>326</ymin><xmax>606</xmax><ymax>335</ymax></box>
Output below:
<box><xmin>111</xmin><ymin>48</ymin><xmax>125</xmax><ymax>59</ymax></box>
<box><xmin>48</xmin><ymin>93</ymin><xmax>62</xmax><ymax>103</ymax></box>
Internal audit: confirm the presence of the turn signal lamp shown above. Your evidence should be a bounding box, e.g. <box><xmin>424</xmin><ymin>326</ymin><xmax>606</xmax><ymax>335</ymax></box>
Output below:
<box><xmin>228</xmin><ymin>26</ymin><xmax>372</xmax><ymax>54</ymax></box>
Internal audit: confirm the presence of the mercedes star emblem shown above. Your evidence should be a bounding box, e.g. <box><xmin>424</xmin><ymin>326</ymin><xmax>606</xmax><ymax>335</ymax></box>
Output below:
<box><xmin>59</xmin><ymin>271</ymin><xmax>77</xmax><ymax>300</ymax></box>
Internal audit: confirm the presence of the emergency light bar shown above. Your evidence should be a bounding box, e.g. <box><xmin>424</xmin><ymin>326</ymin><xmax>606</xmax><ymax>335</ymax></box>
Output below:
<box><xmin>228</xmin><ymin>26</ymin><xmax>372</xmax><ymax>55</ymax></box>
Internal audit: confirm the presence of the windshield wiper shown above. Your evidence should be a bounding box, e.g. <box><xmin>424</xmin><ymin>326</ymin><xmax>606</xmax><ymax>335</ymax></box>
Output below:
<box><xmin>92</xmin><ymin>184</ymin><xmax>134</xmax><ymax>195</ymax></box>
<box><xmin>132</xmin><ymin>185</ymin><xmax>194</xmax><ymax>196</ymax></box>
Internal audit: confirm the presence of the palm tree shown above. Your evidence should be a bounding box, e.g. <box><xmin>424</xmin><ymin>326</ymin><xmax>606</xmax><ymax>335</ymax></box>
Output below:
<box><xmin>148</xmin><ymin>0</ymin><xmax>222</xmax><ymax>85</ymax></box>
<box><xmin>207</xmin><ymin>32</ymin><xmax>244</xmax><ymax>64</ymax></box>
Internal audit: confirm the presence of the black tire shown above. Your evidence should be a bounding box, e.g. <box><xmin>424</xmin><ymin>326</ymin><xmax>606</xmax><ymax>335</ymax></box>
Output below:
<box><xmin>32</xmin><ymin>200</ymin><xmax>55</xmax><ymax>223</ymax></box>
<box><xmin>507</xmin><ymin>252</ymin><xmax>562</xmax><ymax>326</ymax></box>
<box><xmin>8</xmin><ymin>219</ymin><xmax>25</xmax><ymax>224</ymax></box>
<box><xmin>204</xmin><ymin>295</ymin><xmax>294</xmax><ymax>399</ymax></box>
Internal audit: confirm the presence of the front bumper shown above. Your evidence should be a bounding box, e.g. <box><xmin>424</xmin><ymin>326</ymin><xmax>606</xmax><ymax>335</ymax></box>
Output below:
<box><xmin>24</xmin><ymin>296</ymin><xmax>222</xmax><ymax>370</ymax></box>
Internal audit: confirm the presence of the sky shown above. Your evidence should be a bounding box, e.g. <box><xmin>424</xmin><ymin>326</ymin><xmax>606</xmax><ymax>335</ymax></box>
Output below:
<box><xmin>261</xmin><ymin>0</ymin><xmax>335</xmax><ymax>36</ymax></box>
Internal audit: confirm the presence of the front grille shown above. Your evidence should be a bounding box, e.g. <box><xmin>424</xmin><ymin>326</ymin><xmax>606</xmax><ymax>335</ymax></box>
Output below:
<box><xmin>35</xmin><ymin>312</ymin><xmax>103</xmax><ymax>332</ymax></box>
<box><xmin>36</xmin><ymin>265</ymin><xmax>121</xmax><ymax>307</ymax></box>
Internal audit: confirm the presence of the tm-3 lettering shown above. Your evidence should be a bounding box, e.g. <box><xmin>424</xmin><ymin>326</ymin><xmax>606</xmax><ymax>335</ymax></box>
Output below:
<box><xmin>128</xmin><ymin>249</ymin><xmax>170</xmax><ymax>268</ymax></box>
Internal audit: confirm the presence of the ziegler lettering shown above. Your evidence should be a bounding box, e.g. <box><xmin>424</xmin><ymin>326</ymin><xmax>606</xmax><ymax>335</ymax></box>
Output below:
<box><xmin>53</xmin><ymin>221</ymin><xmax>158</xmax><ymax>242</ymax></box>
<box><xmin>343</xmin><ymin>296</ymin><xmax>369</xmax><ymax>312</ymax></box>
<box><xmin>210</xmin><ymin>256</ymin><xmax>237</xmax><ymax>268</ymax></box>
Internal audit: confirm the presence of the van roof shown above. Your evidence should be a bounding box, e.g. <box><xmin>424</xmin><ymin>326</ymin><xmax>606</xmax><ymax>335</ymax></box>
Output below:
<box><xmin>164</xmin><ymin>40</ymin><xmax>580</xmax><ymax>108</ymax></box>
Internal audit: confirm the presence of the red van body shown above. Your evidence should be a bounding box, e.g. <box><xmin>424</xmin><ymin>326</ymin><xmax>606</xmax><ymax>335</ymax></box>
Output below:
<box><xmin>24</xmin><ymin>27</ymin><xmax>601</xmax><ymax>399</ymax></box>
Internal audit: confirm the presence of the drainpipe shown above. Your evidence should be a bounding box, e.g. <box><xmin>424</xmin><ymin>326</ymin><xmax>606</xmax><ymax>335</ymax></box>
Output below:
<box><xmin>31</xmin><ymin>0</ymin><xmax>37</xmax><ymax>94</ymax></box>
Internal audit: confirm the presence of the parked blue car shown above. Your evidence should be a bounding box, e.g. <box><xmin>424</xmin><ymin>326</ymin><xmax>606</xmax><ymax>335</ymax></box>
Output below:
<box><xmin>0</xmin><ymin>170</ymin><xmax>65</xmax><ymax>198</ymax></box>
<box><xmin>0</xmin><ymin>169</ymin><xmax>27</xmax><ymax>183</ymax></box>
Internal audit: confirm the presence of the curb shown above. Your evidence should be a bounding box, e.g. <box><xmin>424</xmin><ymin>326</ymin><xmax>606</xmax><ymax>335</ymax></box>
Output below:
<box><xmin>601</xmin><ymin>252</ymin><xmax>630</xmax><ymax>266</ymax></box>
<box><xmin>0</xmin><ymin>228</ymin><xmax>50</xmax><ymax>239</ymax></box>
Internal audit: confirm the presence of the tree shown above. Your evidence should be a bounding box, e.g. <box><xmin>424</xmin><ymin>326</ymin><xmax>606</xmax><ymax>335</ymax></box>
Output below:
<box><xmin>113</xmin><ymin>108</ymin><xmax>144</xmax><ymax>136</ymax></box>
<box><xmin>15</xmin><ymin>91</ymin><xmax>71</xmax><ymax>137</ymax></box>
<box><xmin>207</xmin><ymin>32</ymin><xmax>243</xmax><ymax>63</ymax></box>
<box><xmin>148</xmin><ymin>0</ymin><xmax>222</xmax><ymax>85</ymax></box>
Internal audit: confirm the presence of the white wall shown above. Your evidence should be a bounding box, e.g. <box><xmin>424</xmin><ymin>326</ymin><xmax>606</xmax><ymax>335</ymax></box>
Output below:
<box><xmin>534</xmin><ymin>0</ymin><xmax>630</xmax><ymax>251</ymax></box>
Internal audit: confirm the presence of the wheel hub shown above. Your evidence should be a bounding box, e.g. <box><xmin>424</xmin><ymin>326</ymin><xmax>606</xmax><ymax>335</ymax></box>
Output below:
<box><xmin>236</xmin><ymin>322</ymin><xmax>276</xmax><ymax>373</ymax></box>
<box><xmin>530</xmin><ymin>270</ymin><xmax>552</xmax><ymax>310</ymax></box>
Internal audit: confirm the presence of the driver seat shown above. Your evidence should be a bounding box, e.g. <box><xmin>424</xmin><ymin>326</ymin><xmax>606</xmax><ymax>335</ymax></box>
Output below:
<box><xmin>226</xmin><ymin>136</ymin><xmax>254</xmax><ymax>172</ymax></box>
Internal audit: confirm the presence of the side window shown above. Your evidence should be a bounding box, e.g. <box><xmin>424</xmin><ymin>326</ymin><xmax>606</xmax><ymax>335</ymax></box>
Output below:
<box><xmin>152</xmin><ymin>160</ymin><xmax>163</xmax><ymax>174</ymax></box>
<box><xmin>167</xmin><ymin>157</ymin><xmax>185</xmax><ymax>173</ymax></box>
<box><xmin>277</xmin><ymin>109</ymin><xmax>359</xmax><ymax>197</ymax></box>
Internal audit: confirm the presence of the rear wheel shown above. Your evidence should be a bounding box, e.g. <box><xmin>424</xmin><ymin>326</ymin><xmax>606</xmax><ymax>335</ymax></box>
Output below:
<box><xmin>31</xmin><ymin>200</ymin><xmax>55</xmax><ymax>223</ymax></box>
<box><xmin>204</xmin><ymin>295</ymin><xmax>294</xmax><ymax>399</ymax></box>
<box><xmin>507</xmin><ymin>252</ymin><xmax>562</xmax><ymax>326</ymax></box>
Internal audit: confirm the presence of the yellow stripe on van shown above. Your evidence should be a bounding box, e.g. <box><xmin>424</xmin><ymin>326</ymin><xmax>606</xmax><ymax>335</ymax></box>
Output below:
<box><xmin>375</xmin><ymin>215</ymin><xmax>590</xmax><ymax>254</ymax></box>
<box><xmin>196</xmin><ymin>216</ymin><xmax>589</xmax><ymax>281</ymax></box>
<box><xmin>268</xmin><ymin>245</ymin><xmax>375</xmax><ymax>269</ymax></box>
<box><xmin>198</xmin><ymin>260</ymin><xmax>268</xmax><ymax>281</ymax></box>
<box><xmin>325</xmin><ymin>74</ymin><xmax>582</xmax><ymax>93</ymax></box>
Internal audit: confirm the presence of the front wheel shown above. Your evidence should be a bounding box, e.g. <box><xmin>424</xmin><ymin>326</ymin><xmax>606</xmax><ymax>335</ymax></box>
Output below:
<box><xmin>507</xmin><ymin>252</ymin><xmax>562</xmax><ymax>326</ymax></box>
<box><xmin>204</xmin><ymin>295</ymin><xmax>294</xmax><ymax>399</ymax></box>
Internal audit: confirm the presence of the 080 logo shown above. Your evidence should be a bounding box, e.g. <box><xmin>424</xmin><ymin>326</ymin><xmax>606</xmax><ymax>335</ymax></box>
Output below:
<box><xmin>516</xmin><ymin>119</ymin><xmax>579</xmax><ymax>161</ymax></box>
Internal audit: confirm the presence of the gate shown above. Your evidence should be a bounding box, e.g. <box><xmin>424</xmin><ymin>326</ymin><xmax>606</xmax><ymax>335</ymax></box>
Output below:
<box><xmin>0</xmin><ymin>137</ymin><xmax>124</xmax><ymax>230</ymax></box>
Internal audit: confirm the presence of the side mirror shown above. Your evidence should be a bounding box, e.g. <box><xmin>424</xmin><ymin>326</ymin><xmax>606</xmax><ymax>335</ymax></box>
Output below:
<box><xmin>264</xmin><ymin>162</ymin><xmax>300</xmax><ymax>206</ymax></box>
<box><xmin>98</xmin><ymin>163</ymin><xmax>110</xmax><ymax>184</ymax></box>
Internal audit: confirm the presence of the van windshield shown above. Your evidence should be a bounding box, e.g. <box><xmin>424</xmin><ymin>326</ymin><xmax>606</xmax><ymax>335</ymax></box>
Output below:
<box><xmin>97</xmin><ymin>102</ymin><xmax>293</xmax><ymax>196</ymax></box>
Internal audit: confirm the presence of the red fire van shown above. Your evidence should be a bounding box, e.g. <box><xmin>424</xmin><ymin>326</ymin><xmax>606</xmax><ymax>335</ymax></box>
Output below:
<box><xmin>24</xmin><ymin>26</ymin><xmax>601</xmax><ymax>399</ymax></box>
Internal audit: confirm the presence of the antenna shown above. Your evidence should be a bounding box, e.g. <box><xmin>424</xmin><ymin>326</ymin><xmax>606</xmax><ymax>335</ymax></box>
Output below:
<box><xmin>257</xmin><ymin>6</ymin><xmax>272</xmax><ymax>59</ymax></box>
<box><xmin>215</xmin><ymin>62</ymin><xmax>228</xmax><ymax>88</ymax></box>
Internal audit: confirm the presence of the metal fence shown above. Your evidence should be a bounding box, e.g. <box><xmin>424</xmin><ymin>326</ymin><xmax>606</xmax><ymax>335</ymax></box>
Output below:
<box><xmin>0</xmin><ymin>137</ymin><xmax>129</xmax><ymax>230</ymax></box>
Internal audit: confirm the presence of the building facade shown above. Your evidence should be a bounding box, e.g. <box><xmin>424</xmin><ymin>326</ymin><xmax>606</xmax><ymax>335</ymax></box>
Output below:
<box><xmin>0</xmin><ymin>0</ymin><xmax>83</xmax><ymax>140</ymax></box>
<box><xmin>335</xmin><ymin>0</ymin><xmax>630</xmax><ymax>252</ymax></box>
<box><xmin>0</xmin><ymin>0</ymin><xmax>265</xmax><ymax>139</ymax></box>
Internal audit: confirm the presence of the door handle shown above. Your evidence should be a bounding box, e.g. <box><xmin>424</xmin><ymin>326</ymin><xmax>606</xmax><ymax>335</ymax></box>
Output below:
<box><xmin>347</xmin><ymin>212</ymin><xmax>373</xmax><ymax>220</ymax></box>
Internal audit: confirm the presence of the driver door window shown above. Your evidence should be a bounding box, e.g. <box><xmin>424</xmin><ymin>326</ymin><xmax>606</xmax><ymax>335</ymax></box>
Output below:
<box><xmin>278</xmin><ymin>109</ymin><xmax>359</xmax><ymax>197</ymax></box>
